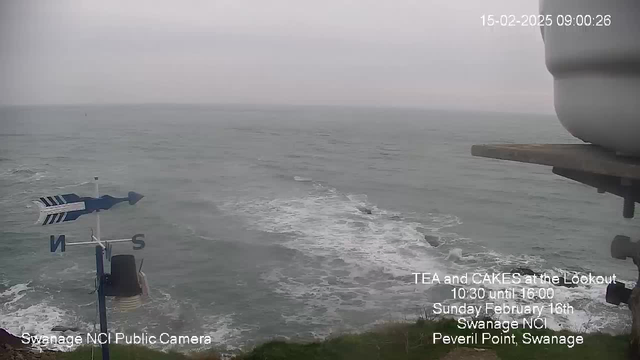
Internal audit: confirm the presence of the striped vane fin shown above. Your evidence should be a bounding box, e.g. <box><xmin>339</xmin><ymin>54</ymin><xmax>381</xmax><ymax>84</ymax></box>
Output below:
<box><xmin>33</xmin><ymin>193</ymin><xmax>86</xmax><ymax>225</ymax></box>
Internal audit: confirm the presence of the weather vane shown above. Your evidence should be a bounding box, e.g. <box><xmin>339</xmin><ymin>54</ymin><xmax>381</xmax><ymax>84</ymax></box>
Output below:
<box><xmin>34</xmin><ymin>177</ymin><xmax>147</xmax><ymax>360</ymax></box>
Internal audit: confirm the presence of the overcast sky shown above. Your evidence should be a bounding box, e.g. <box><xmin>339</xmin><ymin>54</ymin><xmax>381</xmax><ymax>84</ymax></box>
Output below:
<box><xmin>0</xmin><ymin>0</ymin><xmax>554</xmax><ymax>113</ymax></box>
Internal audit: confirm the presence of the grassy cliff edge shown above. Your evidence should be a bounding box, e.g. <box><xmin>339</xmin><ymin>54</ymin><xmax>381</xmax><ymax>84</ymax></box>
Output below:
<box><xmin>51</xmin><ymin>318</ymin><xmax>630</xmax><ymax>360</ymax></box>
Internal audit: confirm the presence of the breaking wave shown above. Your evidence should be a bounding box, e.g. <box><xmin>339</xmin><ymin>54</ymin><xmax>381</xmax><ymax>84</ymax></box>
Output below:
<box><xmin>220</xmin><ymin>181</ymin><xmax>629</xmax><ymax>335</ymax></box>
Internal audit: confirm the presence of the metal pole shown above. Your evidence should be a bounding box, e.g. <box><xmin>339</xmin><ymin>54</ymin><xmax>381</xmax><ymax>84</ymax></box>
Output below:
<box><xmin>95</xmin><ymin>177</ymin><xmax>101</xmax><ymax>242</ymax></box>
<box><xmin>96</xmin><ymin>245</ymin><xmax>110</xmax><ymax>360</ymax></box>
<box><xmin>94</xmin><ymin>177</ymin><xmax>110</xmax><ymax>360</ymax></box>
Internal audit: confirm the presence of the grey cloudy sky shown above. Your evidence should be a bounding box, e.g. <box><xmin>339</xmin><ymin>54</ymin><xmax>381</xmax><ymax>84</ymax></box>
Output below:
<box><xmin>0</xmin><ymin>0</ymin><xmax>554</xmax><ymax>113</ymax></box>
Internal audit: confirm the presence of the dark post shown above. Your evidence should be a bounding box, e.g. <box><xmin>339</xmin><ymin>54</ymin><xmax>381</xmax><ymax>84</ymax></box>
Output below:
<box><xmin>95</xmin><ymin>245</ymin><xmax>110</xmax><ymax>360</ymax></box>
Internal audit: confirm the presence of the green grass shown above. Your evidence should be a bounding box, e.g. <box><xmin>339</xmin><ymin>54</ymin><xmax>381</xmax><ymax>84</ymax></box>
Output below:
<box><xmin>55</xmin><ymin>319</ymin><xmax>631</xmax><ymax>360</ymax></box>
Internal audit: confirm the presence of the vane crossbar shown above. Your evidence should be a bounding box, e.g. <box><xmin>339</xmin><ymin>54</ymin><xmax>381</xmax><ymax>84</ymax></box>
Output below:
<box><xmin>92</xmin><ymin>235</ymin><xmax>106</xmax><ymax>249</ymax></box>
<box><xmin>66</xmin><ymin>238</ymin><xmax>134</xmax><ymax>246</ymax></box>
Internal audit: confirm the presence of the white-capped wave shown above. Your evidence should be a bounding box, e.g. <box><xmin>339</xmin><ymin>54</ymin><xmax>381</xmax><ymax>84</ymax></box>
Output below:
<box><xmin>435</xmin><ymin>253</ymin><xmax>632</xmax><ymax>334</ymax></box>
<box><xmin>55</xmin><ymin>181</ymin><xmax>91</xmax><ymax>190</ymax></box>
<box><xmin>219</xmin><ymin>186</ymin><xmax>462</xmax><ymax>330</ymax></box>
<box><xmin>221</xmin><ymin>185</ymin><xmax>627</xmax><ymax>335</ymax></box>
<box><xmin>0</xmin><ymin>283</ymin><xmax>90</xmax><ymax>351</ymax></box>
<box><xmin>293</xmin><ymin>176</ymin><xmax>312</xmax><ymax>182</ymax></box>
<box><xmin>0</xmin><ymin>282</ymin><xmax>31</xmax><ymax>306</ymax></box>
<box><xmin>201</xmin><ymin>313</ymin><xmax>255</xmax><ymax>351</ymax></box>
<box><xmin>221</xmin><ymin>189</ymin><xmax>452</xmax><ymax>278</ymax></box>
<box><xmin>0</xmin><ymin>166</ymin><xmax>47</xmax><ymax>182</ymax></box>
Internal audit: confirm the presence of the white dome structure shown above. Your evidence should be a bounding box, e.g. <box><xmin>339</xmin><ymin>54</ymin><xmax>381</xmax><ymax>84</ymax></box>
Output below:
<box><xmin>540</xmin><ymin>0</ymin><xmax>640</xmax><ymax>155</ymax></box>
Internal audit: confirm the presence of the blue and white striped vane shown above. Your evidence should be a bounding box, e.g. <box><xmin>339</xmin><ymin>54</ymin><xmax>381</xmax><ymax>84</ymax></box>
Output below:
<box><xmin>34</xmin><ymin>191</ymin><xmax>144</xmax><ymax>225</ymax></box>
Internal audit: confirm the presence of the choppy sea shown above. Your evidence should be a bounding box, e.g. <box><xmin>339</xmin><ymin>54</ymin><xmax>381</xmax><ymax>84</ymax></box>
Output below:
<box><xmin>1</xmin><ymin>104</ymin><xmax>637</xmax><ymax>352</ymax></box>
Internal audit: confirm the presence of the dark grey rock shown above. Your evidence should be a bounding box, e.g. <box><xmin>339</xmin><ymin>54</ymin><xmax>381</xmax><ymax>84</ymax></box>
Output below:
<box><xmin>424</xmin><ymin>235</ymin><xmax>440</xmax><ymax>247</ymax></box>
<box><xmin>51</xmin><ymin>326</ymin><xmax>80</xmax><ymax>332</ymax></box>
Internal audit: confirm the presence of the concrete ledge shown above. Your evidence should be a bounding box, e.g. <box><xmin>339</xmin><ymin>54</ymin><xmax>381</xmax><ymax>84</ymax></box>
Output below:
<box><xmin>471</xmin><ymin>144</ymin><xmax>640</xmax><ymax>181</ymax></box>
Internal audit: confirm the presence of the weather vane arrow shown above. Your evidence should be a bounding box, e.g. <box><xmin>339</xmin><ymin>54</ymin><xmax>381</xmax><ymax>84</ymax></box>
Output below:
<box><xmin>34</xmin><ymin>191</ymin><xmax>144</xmax><ymax>225</ymax></box>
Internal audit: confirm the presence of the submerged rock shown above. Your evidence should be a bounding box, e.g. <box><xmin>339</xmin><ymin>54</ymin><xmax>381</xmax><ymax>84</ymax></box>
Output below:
<box><xmin>511</xmin><ymin>267</ymin><xmax>536</xmax><ymax>276</ymax></box>
<box><xmin>415</xmin><ymin>227</ymin><xmax>440</xmax><ymax>247</ymax></box>
<box><xmin>423</xmin><ymin>235</ymin><xmax>440</xmax><ymax>247</ymax></box>
<box><xmin>51</xmin><ymin>326</ymin><xmax>80</xmax><ymax>332</ymax></box>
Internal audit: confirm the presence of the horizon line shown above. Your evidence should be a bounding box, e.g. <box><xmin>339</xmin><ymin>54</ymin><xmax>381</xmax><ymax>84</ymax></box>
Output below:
<box><xmin>0</xmin><ymin>101</ymin><xmax>556</xmax><ymax>117</ymax></box>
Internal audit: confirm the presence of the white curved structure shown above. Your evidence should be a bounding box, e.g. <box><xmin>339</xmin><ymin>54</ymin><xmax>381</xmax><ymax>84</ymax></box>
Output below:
<box><xmin>540</xmin><ymin>0</ymin><xmax>640</xmax><ymax>155</ymax></box>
